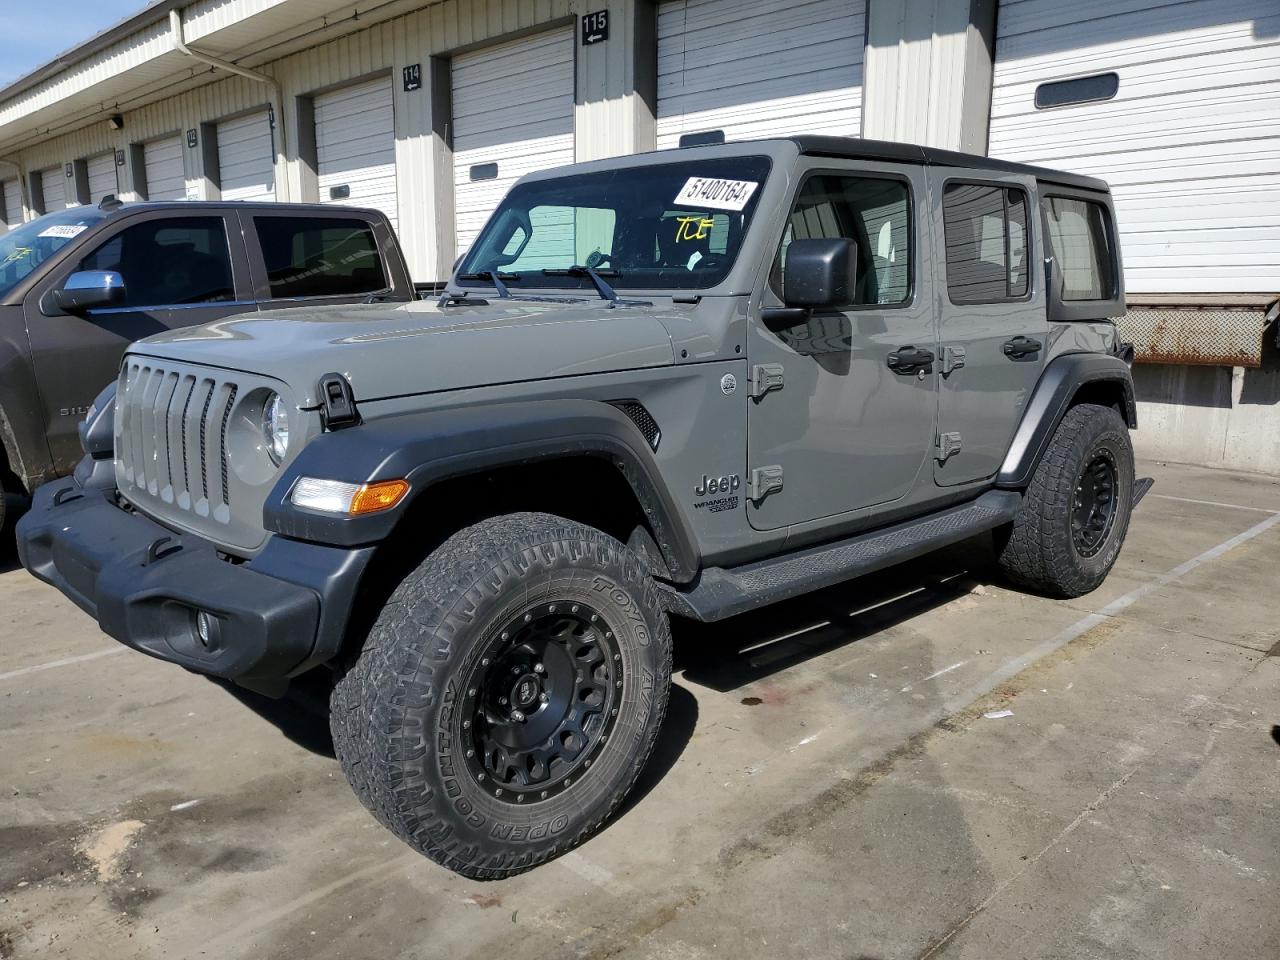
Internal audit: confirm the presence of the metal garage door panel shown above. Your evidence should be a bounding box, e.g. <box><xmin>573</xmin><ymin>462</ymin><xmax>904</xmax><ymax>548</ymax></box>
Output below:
<box><xmin>989</xmin><ymin>0</ymin><xmax>1279</xmax><ymax>293</ymax></box>
<box><xmin>144</xmin><ymin>137</ymin><xmax>187</xmax><ymax>201</ymax></box>
<box><xmin>315</xmin><ymin>77</ymin><xmax>397</xmax><ymax>229</ymax></box>
<box><xmin>87</xmin><ymin>152</ymin><xmax>117</xmax><ymax>204</ymax></box>
<box><xmin>218</xmin><ymin>111</ymin><xmax>276</xmax><ymax>202</ymax></box>
<box><xmin>2</xmin><ymin>179</ymin><xmax>20</xmax><ymax>231</ymax></box>
<box><xmin>657</xmin><ymin>0</ymin><xmax>865</xmax><ymax>149</ymax></box>
<box><xmin>40</xmin><ymin>168</ymin><xmax>67</xmax><ymax>212</ymax></box>
<box><xmin>452</xmin><ymin>28</ymin><xmax>575</xmax><ymax>254</ymax></box>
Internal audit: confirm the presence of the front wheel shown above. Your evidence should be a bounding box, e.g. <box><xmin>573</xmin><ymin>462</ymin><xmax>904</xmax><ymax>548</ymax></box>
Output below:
<box><xmin>331</xmin><ymin>512</ymin><xmax>672</xmax><ymax>880</ymax></box>
<box><xmin>996</xmin><ymin>403</ymin><xmax>1135</xmax><ymax>598</ymax></box>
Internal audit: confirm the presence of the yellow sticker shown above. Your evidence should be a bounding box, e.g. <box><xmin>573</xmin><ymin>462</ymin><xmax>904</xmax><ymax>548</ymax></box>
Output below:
<box><xmin>2</xmin><ymin>246</ymin><xmax>32</xmax><ymax>265</ymax></box>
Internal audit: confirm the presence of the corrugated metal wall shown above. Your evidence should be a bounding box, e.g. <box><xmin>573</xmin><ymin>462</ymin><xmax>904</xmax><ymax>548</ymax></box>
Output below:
<box><xmin>989</xmin><ymin>0</ymin><xmax>1280</xmax><ymax>295</ymax></box>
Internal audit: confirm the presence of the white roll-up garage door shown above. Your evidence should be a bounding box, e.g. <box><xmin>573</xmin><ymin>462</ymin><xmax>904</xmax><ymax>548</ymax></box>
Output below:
<box><xmin>217</xmin><ymin>111</ymin><xmax>276</xmax><ymax>202</ymax></box>
<box><xmin>1</xmin><ymin>179</ymin><xmax>20</xmax><ymax>231</ymax></box>
<box><xmin>452</xmin><ymin>28</ymin><xmax>575</xmax><ymax>254</ymax></box>
<box><xmin>39</xmin><ymin>167</ymin><xmax>67</xmax><ymax>212</ymax></box>
<box><xmin>143</xmin><ymin>136</ymin><xmax>187</xmax><ymax>201</ymax></box>
<box><xmin>656</xmin><ymin>0</ymin><xmax>865</xmax><ymax>149</ymax></box>
<box><xmin>315</xmin><ymin>77</ymin><xmax>397</xmax><ymax>228</ymax></box>
<box><xmin>87</xmin><ymin>152</ymin><xmax>117</xmax><ymax>204</ymax></box>
<box><xmin>989</xmin><ymin>0</ymin><xmax>1279</xmax><ymax>294</ymax></box>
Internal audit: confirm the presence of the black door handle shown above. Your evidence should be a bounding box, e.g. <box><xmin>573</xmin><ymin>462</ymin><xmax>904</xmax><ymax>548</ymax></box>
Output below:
<box><xmin>887</xmin><ymin>345</ymin><xmax>935</xmax><ymax>374</ymax></box>
<box><xmin>1003</xmin><ymin>336</ymin><xmax>1042</xmax><ymax>359</ymax></box>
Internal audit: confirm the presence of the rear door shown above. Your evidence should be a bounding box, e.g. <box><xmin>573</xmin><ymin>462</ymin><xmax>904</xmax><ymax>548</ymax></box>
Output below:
<box><xmin>24</xmin><ymin>211</ymin><xmax>254</xmax><ymax>470</ymax></box>
<box><xmin>929</xmin><ymin>169</ymin><xmax>1048</xmax><ymax>486</ymax></box>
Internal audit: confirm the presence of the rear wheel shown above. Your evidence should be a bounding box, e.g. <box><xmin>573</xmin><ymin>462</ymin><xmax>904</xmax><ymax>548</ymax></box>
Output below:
<box><xmin>996</xmin><ymin>403</ymin><xmax>1134</xmax><ymax>598</ymax></box>
<box><xmin>331</xmin><ymin>512</ymin><xmax>672</xmax><ymax>880</ymax></box>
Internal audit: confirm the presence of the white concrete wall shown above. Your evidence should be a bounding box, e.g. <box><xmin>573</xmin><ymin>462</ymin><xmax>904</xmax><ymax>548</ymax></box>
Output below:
<box><xmin>1133</xmin><ymin>358</ymin><xmax>1280</xmax><ymax>475</ymax></box>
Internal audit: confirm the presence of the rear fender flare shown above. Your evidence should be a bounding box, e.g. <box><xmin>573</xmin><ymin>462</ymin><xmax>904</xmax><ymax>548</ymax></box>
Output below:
<box><xmin>997</xmin><ymin>353</ymin><xmax>1136</xmax><ymax>489</ymax></box>
<box><xmin>264</xmin><ymin>398</ymin><xmax>700</xmax><ymax>583</ymax></box>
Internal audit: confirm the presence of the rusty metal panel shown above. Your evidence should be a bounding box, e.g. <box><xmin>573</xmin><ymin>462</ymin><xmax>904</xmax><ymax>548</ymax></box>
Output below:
<box><xmin>1116</xmin><ymin>305</ymin><xmax>1273</xmax><ymax>368</ymax></box>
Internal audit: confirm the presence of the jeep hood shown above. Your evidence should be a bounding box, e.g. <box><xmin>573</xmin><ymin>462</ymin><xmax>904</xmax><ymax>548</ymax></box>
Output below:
<box><xmin>127</xmin><ymin>299</ymin><xmax>677</xmax><ymax>406</ymax></box>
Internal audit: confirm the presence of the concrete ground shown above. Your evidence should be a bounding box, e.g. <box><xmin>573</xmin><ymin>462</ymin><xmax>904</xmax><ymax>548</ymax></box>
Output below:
<box><xmin>2</xmin><ymin>459</ymin><xmax>1278</xmax><ymax>960</ymax></box>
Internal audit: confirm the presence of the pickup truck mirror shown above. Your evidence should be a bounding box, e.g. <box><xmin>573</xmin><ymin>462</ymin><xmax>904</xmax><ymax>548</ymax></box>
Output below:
<box><xmin>53</xmin><ymin>271</ymin><xmax>126</xmax><ymax>314</ymax></box>
<box><xmin>780</xmin><ymin>238</ymin><xmax>857</xmax><ymax>309</ymax></box>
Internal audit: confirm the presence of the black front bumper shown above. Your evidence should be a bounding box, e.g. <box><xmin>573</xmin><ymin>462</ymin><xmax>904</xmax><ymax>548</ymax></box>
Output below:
<box><xmin>16</xmin><ymin>479</ymin><xmax>373</xmax><ymax>685</ymax></box>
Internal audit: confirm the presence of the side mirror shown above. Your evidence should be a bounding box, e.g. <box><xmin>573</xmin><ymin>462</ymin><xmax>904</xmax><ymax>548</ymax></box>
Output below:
<box><xmin>53</xmin><ymin>271</ymin><xmax>125</xmax><ymax>313</ymax></box>
<box><xmin>780</xmin><ymin>238</ymin><xmax>857</xmax><ymax>308</ymax></box>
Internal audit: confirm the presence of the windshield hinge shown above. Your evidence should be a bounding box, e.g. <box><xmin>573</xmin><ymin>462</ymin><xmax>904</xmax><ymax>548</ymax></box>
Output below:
<box><xmin>318</xmin><ymin>372</ymin><xmax>360</xmax><ymax>430</ymax></box>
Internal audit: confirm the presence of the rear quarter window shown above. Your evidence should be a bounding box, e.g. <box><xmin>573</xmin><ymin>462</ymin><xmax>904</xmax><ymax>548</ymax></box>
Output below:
<box><xmin>254</xmin><ymin>216</ymin><xmax>387</xmax><ymax>299</ymax></box>
<box><xmin>1042</xmin><ymin>196</ymin><xmax>1116</xmax><ymax>301</ymax></box>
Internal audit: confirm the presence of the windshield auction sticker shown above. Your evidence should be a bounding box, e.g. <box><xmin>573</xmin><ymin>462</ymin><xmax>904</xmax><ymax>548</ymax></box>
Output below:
<box><xmin>37</xmin><ymin>224</ymin><xmax>88</xmax><ymax>239</ymax></box>
<box><xmin>673</xmin><ymin>177</ymin><xmax>758</xmax><ymax>212</ymax></box>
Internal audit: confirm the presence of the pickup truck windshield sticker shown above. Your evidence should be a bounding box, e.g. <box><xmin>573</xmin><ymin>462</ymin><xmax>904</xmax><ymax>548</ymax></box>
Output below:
<box><xmin>37</xmin><ymin>224</ymin><xmax>88</xmax><ymax>239</ymax></box>
<box><xmin>2</xmin><ymin>246</ymin><xmax>33</xmax><ymax>265</ymax></box>
<box><xmin>673</xmin><ymin>177</ymin><xmax>758</xmax><ymax>212</ymax></box>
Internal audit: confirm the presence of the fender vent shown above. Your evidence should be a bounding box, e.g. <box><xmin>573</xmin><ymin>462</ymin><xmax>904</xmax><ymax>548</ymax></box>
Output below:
<box><xmin>613</xmin><ymin>401</ymin><xmax>661</xmax><ymax>451</ymax></box>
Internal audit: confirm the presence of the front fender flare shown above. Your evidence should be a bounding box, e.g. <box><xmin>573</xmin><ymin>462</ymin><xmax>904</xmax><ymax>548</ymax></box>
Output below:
<box><xmin>263</xmin><ymin>399</ymin><xmax>700</xmax><ymax>582</ymax></box>
<box><xmin>997</xmin><ymin>353</ymin><xmax>1137</xmax><ymax>489</ymax></box>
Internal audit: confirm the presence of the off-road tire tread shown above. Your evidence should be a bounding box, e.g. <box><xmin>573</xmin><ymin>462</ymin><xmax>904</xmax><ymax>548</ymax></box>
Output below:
<box><xmin>330</xmin><ymin>512</ymin><xmax>672</xmax><ymax>880</ymax></box>
<box><xmin>997</xmin><ymin>403</ymin><xmax>1133</xmax><ymax>598</ymax></box>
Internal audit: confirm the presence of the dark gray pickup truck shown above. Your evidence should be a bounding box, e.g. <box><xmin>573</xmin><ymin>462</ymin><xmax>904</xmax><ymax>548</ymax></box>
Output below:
<box><xmin>0</xmin><ymin>200</ymin><xmax>414</xmax><ymax>529</ymax></box>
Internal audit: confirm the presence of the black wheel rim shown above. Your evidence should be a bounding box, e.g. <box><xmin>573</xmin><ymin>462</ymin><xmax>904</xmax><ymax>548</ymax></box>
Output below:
<box><xmin>1072</xmin><ymin>451</ymin><xmax>1119</xmax><ymax>558</ymax></box>
<box><xmin>461</xmin><ymin>600</ymin><xmax>622</xmax><ymax>804</ymax></box>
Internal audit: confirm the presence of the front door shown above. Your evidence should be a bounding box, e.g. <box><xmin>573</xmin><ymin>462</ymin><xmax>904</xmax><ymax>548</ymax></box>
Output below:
<box><xmin>929</xmin><ymin>171</ymin><xmax>1049</xmax><ymax>486</ymax></box>
<box><xmin>25</xmin><ymin>212</ymin><xmax>254</xmax><ymax>472</ymax></box>
<box><xmin>747</xmin><ymin>162</ymin><xmax>937</xmax><ymax>531</ymax></box>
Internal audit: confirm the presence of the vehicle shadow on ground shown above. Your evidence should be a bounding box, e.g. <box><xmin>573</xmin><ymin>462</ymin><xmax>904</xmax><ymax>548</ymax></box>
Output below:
<box><xmin>672</xmin><ymin>535</ymin><xmax>1000</xmax><ymax>693</ymax></box>
<box><xmin>203</xmin><ymin>536</ymin><xmax>999</xmax><ymax>814</ymax></box>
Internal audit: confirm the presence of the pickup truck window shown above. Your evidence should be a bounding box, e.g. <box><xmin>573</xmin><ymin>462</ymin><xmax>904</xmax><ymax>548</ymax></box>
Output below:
<box><xmin>457</xmin><ymin>156</ymin><xmax>771</xmax><ymax>291</ymax></box>
<box><xmin>77</xmin><ymin>217</ymin><xmax>234</xmax><ymax>307</ymax></box>
<box><xmin>1042</xmin><ymin>196</ymin><xmax>1116</xmax><ymax>301</ymax></box>
<box><xmin>942</xmin><ymin>183</ymin><xmax>1030</xmax><ymax>303</ymax></box>
<box><xmin>772</xmin><ymin>174</ymin><xmax>911</xmax><ymax>306</ymax></box>
<box><xmin>255</xmin><ymin>217</ymin><xmax>387</xmax><ymax>299</ymax></box>
<box><xmin>0</xmin><ymin>207</ymin><xmax>108</xmax><ymax>299</ymax></box>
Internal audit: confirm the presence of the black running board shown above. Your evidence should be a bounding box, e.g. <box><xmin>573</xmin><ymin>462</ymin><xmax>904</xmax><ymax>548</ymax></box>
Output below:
<box><xmin>1133</xmin><ymin>477</ymin><xmax>1154</xmax><ymax>506</ymax></box>
<box><xmin>660</xmin><ymin>490</ymin><xmax>1021</xmax><ymax>623</ymax></box>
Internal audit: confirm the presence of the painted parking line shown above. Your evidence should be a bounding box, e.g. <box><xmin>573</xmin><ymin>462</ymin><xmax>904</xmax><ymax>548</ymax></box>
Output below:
<box><xmin>1151</xmin><ymin>493</ymin><xmax>1279</xmax><ymax>515</ymax></box>
<box><xmin>0</xmin><ymin>646</ymin><xmax>125</xmax><ymax>682</ymax></box>
<box><xmin>944</xmin><ymin>511</ymin><xmax>1280</xmax><ymax>714</ymax></box>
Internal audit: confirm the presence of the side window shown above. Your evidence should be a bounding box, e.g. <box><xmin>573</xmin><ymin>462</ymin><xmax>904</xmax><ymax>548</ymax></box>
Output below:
<box><xmin>1042</xmin><ymin>196</ymin><xmax>1116</xmax><ymax>301</ymax></box>
<box><xmin>942</xmin><ymin>183</ymin><xmax>1030</xmax><ymax>303</ymax></box>
<box><xmin>772</xmin><ymin>175</ymin><xmax>911</xmax><ymax>306</ymax></box>
<box><xmin>254</xmin><ymin>217</ymin><xmax>387</xmax><ymax>299</ymax></box>
<box><xmin>77</xmin><ymin>217</ymin><xmax>234</xmax><ymax>307</ymax></box>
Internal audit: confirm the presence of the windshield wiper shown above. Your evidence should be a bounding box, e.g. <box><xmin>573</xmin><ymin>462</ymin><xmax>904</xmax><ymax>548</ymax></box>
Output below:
<box><xmin>457</xmin><ymin>271</ymin><xmax>515</xmax><ymax>298</ymax></box>
<box><xmin>542</xmin><ymin>265</ymin><xmax>622</xmax><ymax>303</ymax></box>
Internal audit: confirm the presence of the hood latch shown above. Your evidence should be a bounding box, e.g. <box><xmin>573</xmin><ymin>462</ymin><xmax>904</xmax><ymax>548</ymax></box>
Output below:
<box><xmin>318</xmin><ymin>372</ymin><xmax>360</xmax><ymax>430</ymax></box>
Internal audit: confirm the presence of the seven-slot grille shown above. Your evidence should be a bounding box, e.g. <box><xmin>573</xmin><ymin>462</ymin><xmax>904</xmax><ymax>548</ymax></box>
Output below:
<box><xmin>116</xmin><ymin>360</ymin><xmax>239</xmax><ymax>524</ymax></box>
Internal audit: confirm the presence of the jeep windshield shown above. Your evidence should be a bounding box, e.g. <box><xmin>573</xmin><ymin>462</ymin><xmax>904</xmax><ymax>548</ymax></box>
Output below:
<box><xmin>456</xmin><ymin>156</ymin><xmax>771</xmax><ymax>292</ymax></box>
<box><xmin>0</xmin><ymin>206</ymin><xmax>109</xmax><ymax>300</ymax></box>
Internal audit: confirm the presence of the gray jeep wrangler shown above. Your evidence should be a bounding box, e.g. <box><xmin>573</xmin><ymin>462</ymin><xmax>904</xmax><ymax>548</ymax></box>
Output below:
<box><xmin>17</xmin><ymin>137</ymin><xmax>1142</xmax><ymax>880</ymax></box>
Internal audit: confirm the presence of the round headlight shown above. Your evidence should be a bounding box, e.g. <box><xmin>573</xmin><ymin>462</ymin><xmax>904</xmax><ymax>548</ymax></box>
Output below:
<box><xmin>262</xmin><ymin>392</ymin><xmax>290</xmax><ymax>465</ymax></box>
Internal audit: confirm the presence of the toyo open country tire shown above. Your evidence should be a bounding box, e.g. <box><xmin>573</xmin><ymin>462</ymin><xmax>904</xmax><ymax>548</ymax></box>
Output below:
<box><xmin>996</xmin><ymin>403</ymin><xmax>1135</xmax><ymax>598</ymax></box>
<box><xmin>330</xmin><ymin>512</ymin><xmax>672</xmax><ymax>880</ymax></box>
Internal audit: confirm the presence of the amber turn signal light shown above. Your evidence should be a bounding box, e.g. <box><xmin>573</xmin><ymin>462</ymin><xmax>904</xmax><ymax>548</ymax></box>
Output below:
<box><xmin>349</xmin><ymin>479</ymin><xmax>411</xmax><ymax>515</ymax></box>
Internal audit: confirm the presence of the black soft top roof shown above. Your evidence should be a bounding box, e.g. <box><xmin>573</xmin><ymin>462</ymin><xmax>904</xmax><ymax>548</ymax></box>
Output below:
<box><xmin>790</xmin><ymin>136</ymin><xmax>1110</xmax><ymax>193</ymax></box>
